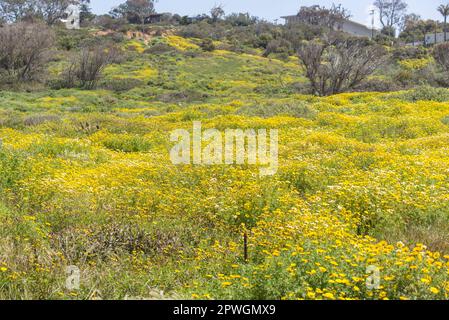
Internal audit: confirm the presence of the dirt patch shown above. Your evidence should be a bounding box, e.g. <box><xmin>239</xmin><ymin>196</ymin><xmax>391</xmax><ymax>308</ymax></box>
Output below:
<box><xmin>93</xmin><ymin>29</ymin><xmax>115</xmax><ymax>37</ymax></box>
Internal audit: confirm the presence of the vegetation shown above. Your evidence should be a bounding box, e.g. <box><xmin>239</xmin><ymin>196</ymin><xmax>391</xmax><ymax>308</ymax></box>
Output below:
<box><xmin>437</xmin><ymin>4</ymin><xmax>449</xmax><ymax>42</ymax></box>
<box><xmin>298</xmin><ymin>37</ymin><xmax>386</xmax><ymax>96</ymax></box>
<box><xmin>0</xmin><ymin>0</ymin><xmax>449</xmax><ymax>301</ymax></box>
<box><xmin>110</xmin><ymin>0</ymin><xmax>155</xmax><ymax>27</ymax></box>
<box><xmin>374</xmin><ymin>0</ymin><xmax>408</xmax><ymax>37</ymax></box>
<box><xmin>0</xmin><ymin>22</ymin><xmax>55</xmax><ymax>83</ymax></box>
<box><xmin>62</xmin><ymin>44</ymin><xmax>121</xmax><ymax>89</ymax></box>
<box><xmin>0</xmin><ymin>0</ymin><xmax>78</xmax><ymax>25</ymax></box>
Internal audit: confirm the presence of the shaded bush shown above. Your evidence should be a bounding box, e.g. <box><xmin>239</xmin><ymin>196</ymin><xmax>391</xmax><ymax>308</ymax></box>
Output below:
<box><xmin>23</xmin><ymin>114</ymin><xmax>61</xmax><ymax>127</ymax></box>
<box><xmin>199</xmin><ymin>38</ymin><xmax>216</xmax><ymax>52</ymax></box>
<box><xmin>353</xmin><ymin>77</ymin><xmax>401</xmax><ymax>92</ymax></box>
<box><xmin>433</xmin><ymin>42</ymin><xmax>449</xmax><ymax>72</ymax></box>
<box><xmin>144</xmin><ymin>43</ymin><xmax>176</xmax><ymax>54</ymax></box>
<box><xmin>61</xmin><ymin>45</ymin><xmax>121</xmax><ymax>90</ymax></box>
<box><xmin>0</xmin><ymin>22</ymin><xmax>55</xmax><ymax>83</ymax></box>
<box><xmin>263</xmin><ymin>39</ymin><xmax>292</xmax><ymax>57</ymax></box>
<box><xmin>101</xmin><ymin>78</ymin><xmax>144</xmax><ymax>92</ymax></box>
<box><xmin>401</xmin><ymin>86</ymin><xmax>449</xmax><ymax>102</ymax></box>
<box><xmin>93</xmin><ymin>14</ymin><xmax>127</xmax><ymax>30</ymax></box>
<box><xmin>298</xmin><ymin>37</ymin><xmax>386</xmax><ymax>96</ymax></box>
<box><xmin>56</xmin><ymin>28</ymin><xmax>91</xmax><ymax>51</ymax></box>
<box><xmin>225</xmin><ymin>13</ymin><xmax>258</xmax><ymax>26</ymax></box>
<box><xmin>101</xmin><ymin>134</ymin><xmax>152</xmax><ymax>153</ymax></box>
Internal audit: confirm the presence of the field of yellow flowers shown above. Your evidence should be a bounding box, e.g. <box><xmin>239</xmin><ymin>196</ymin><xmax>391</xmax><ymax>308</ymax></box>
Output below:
<box><xmin>0</xmin><ymin>34</ymin><xmax>449</xmax><ymax>300</ymax></box>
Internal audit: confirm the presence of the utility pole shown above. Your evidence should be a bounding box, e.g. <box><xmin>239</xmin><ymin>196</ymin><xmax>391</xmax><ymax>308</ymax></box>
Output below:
<box><xmin>370</xmin><ymin>9</ymin><xmax>375</xmax><ymax>39</ymax></box>
<box><xmin>435</xmin><ymin>21</ymin><xmax>438</xmax><ymax>45</ymax></box>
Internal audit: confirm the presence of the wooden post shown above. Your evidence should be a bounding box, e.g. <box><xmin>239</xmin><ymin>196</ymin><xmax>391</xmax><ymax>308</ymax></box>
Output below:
<box><xmin>243</xmin><ymin>231</ymin><xmax>248</xmax><ymax>262</ymax></box>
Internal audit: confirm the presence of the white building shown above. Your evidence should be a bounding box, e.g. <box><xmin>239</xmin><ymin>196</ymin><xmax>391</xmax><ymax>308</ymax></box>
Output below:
<box><xmin>424</xmin><ymin>32</ymin><xmax>449</xmax><ymax>45</ymax></box>
<box><xmin>281</xmin><ymin>15</ymin><xmax>378</xmax><ymax>38</ymax></box>
<box><xmin>61</xmin><ymin>4</ymin><xmax>80</xmax><ymax>30</ymax></box>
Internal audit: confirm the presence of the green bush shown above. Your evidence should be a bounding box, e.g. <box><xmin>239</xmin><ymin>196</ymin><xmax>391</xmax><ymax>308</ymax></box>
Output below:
<box><xmin>101</xmin><ymin>78</ymin><xmax>144</xmax><ymax>92</ymax></box>
<box><xmin>101</xmin><ymin>134</ymin><xmax>152</xmax><ymax>153</ymax></box>
<box><xmin>402</xmin><ymin>86</ymin><xmax>449</xmax><ymax>102</ymax></box>
<box><xmin>199</xmin><ymin>38</ymin><xmax>216</xmax><ymax>52</ymax></box>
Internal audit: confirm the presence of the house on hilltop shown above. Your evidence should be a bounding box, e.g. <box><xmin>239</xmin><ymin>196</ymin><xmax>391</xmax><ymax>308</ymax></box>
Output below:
<box><xmin>281</xmin><ymin>14</ymin><xmax>378</xmax><ymax>38</ymax></box>
<box><xmin>145</xmin><ymin>13</ymin><xmax>164</xmax><ymax>24</ymax></box>
<box><xmin>144</xmin><ymin>13</ymin><xmax>172</xmax><ymax>24</ymax></box>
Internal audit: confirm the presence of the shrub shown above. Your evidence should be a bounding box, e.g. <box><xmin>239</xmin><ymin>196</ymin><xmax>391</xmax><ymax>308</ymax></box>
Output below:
<box><xmin>298</xmin><ymin>37</ymin><xmax>386</xmax><ymax>96</ymax></box>
<box><xmin>93</xmin><ymin>14</ymin><xmax>127</xmax><ymax>30</ymax></box>
<box><xmin>441</xmin><ymin>115</ymin><xmax>449</xmax><ymax>126</ymax></box>
<box><xmin>401</xmin><ymin>86</ymin><xmax>449</xmax><ymax>102</ymax></box>
<box><xmin>58</xmin><ymin>35</ymin><xmax>79</xmax><ymax>51</ymax></box>
<box><xmin>62</xmin><ymin>45</ymin><xmax>121</xmax><ymax>90</ymax></box>
<box><xmin>144</xmin><ymin>43</ymin><xmax>176</xmax><ymax>54</ymax></box>
<box><xmin>177</xmin><ymin>21</ymin><xmax>226</xmax><ymax>40</ymax></box>
<box><xmin>353</xmin><ymin>77</ymin><xmax>401</xmax><ymax>92</ymax></box>
<box><xmin>283</xmin><ymin>24</ymin><xmax>326</xmax><ymax>48</ymax></box>
<box><xmin>398</xmin><ymin>58</ymin><xmax>433</xmax><ymax>71</ymax></box>
<box><xmin>433</xmin><ymin>42</ymin><xmax>449</xmax><ymax>72</ymax></box>
<box><xmin>298</xmin><ymin>38</ymin><xmax>385</xmax><ymax>95</ymax></box>
<box><xmin>23</xmin><ymin>114</ymin><xmax>61</xmax><ymax>127</ymax></box>
<box><xmin>0</xmin><ymin>22</ymin><xmax>55</xmax><ymax>83</ymax></box>
<box><xmin>199</xmin><ymin>38</ymin><xmax>216</xmax><ymax>52</ymax></box>
<box><xmin>101</xmin><ymin>134</ymin><xmax>152</xmax><ymax>153</ymax></box>
<box><xmin>56</xmin><ymin>28</ymin><xmax>91</xmax><ymax>51</ymax></box>
<box><xmin>109</xmin><ymin>32</ymin><xmax>126</xmax><ymax>43</ymax></box>
<box><xmin>101</xmin><ymin>78</ymin><xmax>144</xmax><ymax>92</ymax></box>
<box><xmin>392</xmin><ymin>46</ymin><xmax>428</xmax><ymax>61</ymax></box>
<box><xmin>263</xmin><ymin>39</ymin><xmax>292</xmax><ymax>57</ymax></box>
<box><xmin>225</xmin><ymin>13</ymin><xmax>258</xmax><ymax>26</ymax></box>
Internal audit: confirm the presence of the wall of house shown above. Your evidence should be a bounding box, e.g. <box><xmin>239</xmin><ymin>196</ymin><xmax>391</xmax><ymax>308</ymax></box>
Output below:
<box><xmin>425</xmin><ymin>32</ymin><xmax>449</xmax><ymax>45</ymax></box>
<box><xmin>341</xmin><ymin>21</ymin><xmax>374</xmax><ymax>38</ymax></box>
<box><xmin>283</xmin><ymin>16</ymin><xmax>375</xmax><ymax>38</ymax></box>
<box><xmin>283</xmin><ymin>16</ymin><xmax>301</xmax><ymax>25</ymax></box>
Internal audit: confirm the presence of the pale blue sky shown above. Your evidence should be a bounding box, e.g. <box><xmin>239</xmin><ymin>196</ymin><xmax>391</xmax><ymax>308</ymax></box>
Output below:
<box><xmin>91</xmin><ymin>1</ymin><xmax>446</xmax><ymax>26</ymax></box>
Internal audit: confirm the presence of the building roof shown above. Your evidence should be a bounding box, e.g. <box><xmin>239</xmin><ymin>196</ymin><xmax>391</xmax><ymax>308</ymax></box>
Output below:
<box><xmin>281</xmin><ymin>15</ymin><xmax>376</xmax><ymax>31</ymax></box>
<box><xmin>343</xmin><ymin>19</ymin><xmax>371</xmax><ymax>30</ymax></box>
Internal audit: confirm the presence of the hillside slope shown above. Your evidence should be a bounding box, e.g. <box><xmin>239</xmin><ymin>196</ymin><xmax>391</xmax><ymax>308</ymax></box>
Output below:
<box><xmin>0</xmin><ymin>34</ymin><xmax>449</xmax><ymax>300</ymax></box>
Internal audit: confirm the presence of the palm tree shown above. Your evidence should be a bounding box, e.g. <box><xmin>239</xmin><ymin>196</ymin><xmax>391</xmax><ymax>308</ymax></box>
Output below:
<box><xmin>438</xmin><ymin>4</ymin><xmax>449</xmax><ymax>42</ymax></box>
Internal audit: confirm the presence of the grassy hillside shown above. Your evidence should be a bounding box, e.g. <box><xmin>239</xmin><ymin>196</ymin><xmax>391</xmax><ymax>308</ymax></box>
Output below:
<box><xmin>0</xmin><ymin>33</ymin><xmax>449</xmax><ymax>300</ymax></box>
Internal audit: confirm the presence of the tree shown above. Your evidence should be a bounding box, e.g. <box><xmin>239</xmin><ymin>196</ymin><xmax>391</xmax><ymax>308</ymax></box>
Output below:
<box><xmin>111</xmin><ymin>0</ymin><xmax>155</xmax><ymax>28</ymax></box>
<box><xmin>36</xmin><ymin>0</ymin><xmax>78</xmax><ymax>25</ymax></box>
<box><xmin>225</xmin><ymin>12</ymin><xmax>258</xmax><ymax>26</ymax></box>
<box><xmin>0</xmin><ymin>0</ymin><xmax>79</xmax><ymax>25</ymax></box>
<box><xmin>433</xmin><ymin>42</ymin><xmax>449</xmax><ymax>71</ymax></box>
<box><xmin>373</xmin><ymin>0</ymin><xmax>408</xmax><ymax>37</ymax></box>
<box><xmin>64</xmin><ymin>44</ymin><xmax>120</xmax><ymax>89</ymax></box>
<box><xmin>0</xmin><ymin>0</ymin><xmax>35</xmax><ymax>23</ymax></box>
<box><xmin>298</xmin><ymin>37</ymin><xmax>386</xmax><ymax>96</ymax></box>
<box><xmin>438</xmin><ymin>4</ymin><xmax>449</xmax><ymax>42</ymax></box>
<box><xmin>297</xmin><ymin>4</ymin><xmax>351</xmax><ymax>30</ymax></box>
<box><xmin>0</xmin><ymin>22</ymin><xmax>55</xmax><ymax>82</ymax></box>
<box><xmin>79</xmin><ymin>0</ymin><xmax>94</xmax><ymax>25</ymax></box>
<box><xmin>210</xmin><ymin>4</ymin><xmax>225</xmax><ymax>23</ymax></box>
<box><xmin>399</xmin><ymin>16</ymin><xmax>442</xmax><ymax>44</ymax></box>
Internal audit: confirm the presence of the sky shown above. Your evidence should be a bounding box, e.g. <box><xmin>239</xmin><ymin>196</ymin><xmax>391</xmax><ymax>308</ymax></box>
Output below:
<box><xmin>91</xmin><ymin>0</ymin><xmax>446</xmax><ymax>27</ymax></box>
